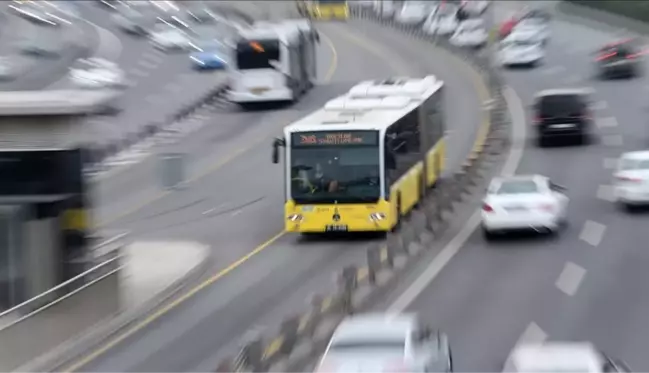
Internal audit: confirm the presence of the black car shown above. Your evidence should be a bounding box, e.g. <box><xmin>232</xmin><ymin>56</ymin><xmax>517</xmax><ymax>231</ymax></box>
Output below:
<box><xmin>595</xmin><ymin>39</ymin><xmax>642</xmax><ymax>78</ymax></box>
<box><xmin>533</xmin><ymin>89</ymin><xmax>593</xmax><ymax>146</ymax></box>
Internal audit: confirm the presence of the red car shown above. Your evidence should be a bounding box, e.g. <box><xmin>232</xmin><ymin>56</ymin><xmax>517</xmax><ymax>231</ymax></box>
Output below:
<box><xmin>499</xmin><ymin>18</ymin><xmax>518</xmax><ymax>39</ymax></box>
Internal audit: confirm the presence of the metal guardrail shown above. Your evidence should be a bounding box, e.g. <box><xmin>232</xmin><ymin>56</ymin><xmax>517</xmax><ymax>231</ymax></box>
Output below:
<box><xmin>0</xmin><ymin>252</ymin><xmax>123</xmax><ymax>371</ymax></box>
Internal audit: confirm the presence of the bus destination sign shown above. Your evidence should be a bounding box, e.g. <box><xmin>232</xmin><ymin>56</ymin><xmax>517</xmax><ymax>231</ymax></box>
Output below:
<box><xmin>292</xmin><ymin>131</ymin><xmax>377</xmax><ymax>146</ymax></box>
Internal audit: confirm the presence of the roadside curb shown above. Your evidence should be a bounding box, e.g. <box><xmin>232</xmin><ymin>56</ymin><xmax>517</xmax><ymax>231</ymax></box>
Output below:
<box><xmin>556</xmin><ymin>1</ymin><xmax>649</xmax><ymax>37</ymax></box>
<box><xmin>17</xmin><ymin>244</ymin><xmax>216</xmax><ymax>372</ymax></box>
<box><xmin>215</xmin><ymin>7</ymin><xmax>511</xmax><ymax>373</ymax></box>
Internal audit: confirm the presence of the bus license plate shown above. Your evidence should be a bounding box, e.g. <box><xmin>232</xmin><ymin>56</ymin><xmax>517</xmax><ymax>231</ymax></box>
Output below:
<box><xmin>326</xmin><ymin>225</ymin><xmax>348</xmax><ymax>232</ymax></box>
<box><xmin>250</xmin><ymin>87</ymin><xmax>268</xmax><ymax>94</ymax></box>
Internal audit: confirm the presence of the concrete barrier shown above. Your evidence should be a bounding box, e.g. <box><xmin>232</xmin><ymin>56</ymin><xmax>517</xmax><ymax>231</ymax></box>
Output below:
<box><xmin>214</xmin><ymin>5</ymin><xmax>512</xmax><ymax>372</ymax></box>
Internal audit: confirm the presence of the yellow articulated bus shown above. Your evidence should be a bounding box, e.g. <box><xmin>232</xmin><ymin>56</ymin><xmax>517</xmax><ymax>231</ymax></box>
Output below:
<box><xmin>271</xmin><ymin>76</ymin><xmax>446</xmax><ymax>233</ymax></box>
<box><xmin>297</xmin><ymin>0</ymin><xmax>349</xmax><ymax>20</ymax></box>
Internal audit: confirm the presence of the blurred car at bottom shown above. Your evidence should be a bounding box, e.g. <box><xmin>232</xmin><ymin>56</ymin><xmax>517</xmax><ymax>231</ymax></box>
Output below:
<box><xmin>69</xmin><ymin>58</ymin><xmax>126</xmax><ymax>89</ymax></box>
<box><xmin>507</xmin><ymin>342</ymin><xmax>631</xmax><ymax>372</ymax></box>
<box><xmin>316</xmin><ymin>313</ymin><xmax>453</xmax><ymax>373</ymax></box>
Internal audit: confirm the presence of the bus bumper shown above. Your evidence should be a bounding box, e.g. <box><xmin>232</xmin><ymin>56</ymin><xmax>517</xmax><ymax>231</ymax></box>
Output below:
<box><xmin>284</xmin><ymin>201</ymin><xmax>393</xmax><ymax>233</ymax></box>
<box><xmin>227</xmin><ymin>88</ymin><xmax>293</xmax><ymax>103</ymax></box>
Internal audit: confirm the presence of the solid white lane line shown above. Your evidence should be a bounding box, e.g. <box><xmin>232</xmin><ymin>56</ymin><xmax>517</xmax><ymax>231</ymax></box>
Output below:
<box><xmin>603</xmin><ymin>157</ymin><xmax>618</xmax><ymax>169</ymax></box>
<box><xmin>602</xmin><ymin>134</ymin><xmax>623</xmax><ymax>146</ymax></box>
<box><xmin>555</xmin><ymin>262</ymin><xmax>586</xmax><ymax>296</ymax></box>
<box><xmin>596</xmin><ymin>117</ymin><xmax>618</xmax><ymax>128</ymax></box>
<box><xmin>596</xmin><ymin>185</ymin><xmax>615</xmax><ymax>202</ymax></box>
<box><xmin>503</xmin><ymin>322</ymin><xmax>548</xmax><ymax>372</ymax></box>
<box><xmin>387</xmin><ymin>86</ymin><xmax>527</xmax><ymax>313</ymax></box>
<box><xmin>579</xmin><ymin>220</ymin><xmax>606</xmax><ymax>247</ymax></box>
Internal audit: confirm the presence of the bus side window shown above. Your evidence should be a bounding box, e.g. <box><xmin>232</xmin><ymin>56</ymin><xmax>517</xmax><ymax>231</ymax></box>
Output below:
<box><xmin>426</xmin><ymin>90</ymin><xmax>444</xmax><ymax>146</ymax></box>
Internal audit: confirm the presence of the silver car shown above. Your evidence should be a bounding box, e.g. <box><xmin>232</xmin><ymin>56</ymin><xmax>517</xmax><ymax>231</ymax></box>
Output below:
<box><xmin>317</xmin><ymin>313</ymin><xmax>453</xmax><ymax>373</ymax></box>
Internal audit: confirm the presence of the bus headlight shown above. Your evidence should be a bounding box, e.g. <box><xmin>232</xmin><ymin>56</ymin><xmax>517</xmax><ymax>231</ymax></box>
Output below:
<box><xmin>288</xmin><ymin>213</ymin><xmax>303</xmax><ymax>222</ymax></box>
<box><xmin>369</xmin><ymin>213</ymin><xmax>385</xmax><ymax>222</ymax></box>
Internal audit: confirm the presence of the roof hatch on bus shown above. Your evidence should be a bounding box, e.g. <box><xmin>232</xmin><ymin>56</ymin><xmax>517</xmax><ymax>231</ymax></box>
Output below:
<box><xmin>347</xmin><ymin>75</ymin><xmax>438</xmax><ymax>98</ymax></box>
<box><xmin>324</xmin><ymin>95</ymin><xmax>413</xmax><ymax>111</ymax></box>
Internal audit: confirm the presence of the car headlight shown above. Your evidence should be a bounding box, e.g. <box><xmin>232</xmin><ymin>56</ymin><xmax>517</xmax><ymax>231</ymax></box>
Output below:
<box><xmin>369</xmin><ymin>212</ymin><xmax>385</xmax><ymax>222</ymax></box>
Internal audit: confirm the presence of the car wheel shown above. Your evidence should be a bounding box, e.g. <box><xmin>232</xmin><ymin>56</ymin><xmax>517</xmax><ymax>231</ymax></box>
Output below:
<box><xmin>579</xmin><ymin>132</ymin><xmax>590</xmax><ymax>145</ymax></box>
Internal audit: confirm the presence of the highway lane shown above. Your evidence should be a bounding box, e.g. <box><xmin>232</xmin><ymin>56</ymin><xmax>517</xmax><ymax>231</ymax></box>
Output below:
<box><xmin>377</xmin><ymin>2</ymin><xmax>649</xmax><ymax>372</ymax></box>
<box><xmin>70</xmin><ymin>17</ymin><xmax>485</xmax><ymax>373</ymax></box>
<box><xmin>0</xmin><ymin>12</ymin><xmax>90</xmax><ymax>91</ymax></box>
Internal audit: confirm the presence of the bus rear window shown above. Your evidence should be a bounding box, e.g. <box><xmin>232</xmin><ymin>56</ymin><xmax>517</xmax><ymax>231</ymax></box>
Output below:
<box><xmin>235</xmin><ymin>40</ymin><xmax>280</xmax><ymax>70</ymax></box>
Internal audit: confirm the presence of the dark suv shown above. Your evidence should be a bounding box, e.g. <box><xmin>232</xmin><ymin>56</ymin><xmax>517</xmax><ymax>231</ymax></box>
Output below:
<box><xmin>533</xmin><ymin>89</ymin><xmax>593</xmax><ymax>147</ymax></box>
<box><xmin>595</xmin><ymin>39</ymin><xmax>642</xmax><ymax>79</ymax></box>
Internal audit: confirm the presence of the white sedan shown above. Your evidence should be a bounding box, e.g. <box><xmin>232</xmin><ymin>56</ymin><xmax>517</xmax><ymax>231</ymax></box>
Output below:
<box><xmin>395</xmin><ymin>1</ymin><xmax>432</xmax><ymax>25</ymax></box>
<box><xmin>507</xmin><ymin>342</ymin><xmax>631</xmax><ymax>372</ymax></box>
<box><xmin>422</xmin><ymin>4</ymin><xmax>459</xmax><ymax>36</ymax></box>
<box><xmin>498</xmin><ymin>38</ymin><xmax>544</xmax><ymax>67</ymax></box>
<box><xmin>481</xmin><ymin>175</ymin><xmax>568</xmax><ymax>239</ymax></box>
<box><xmin>150</xmin><ymin>25</ymin><xmax>192</xmax><ymax>51</ymax></box>
<box><xmin>614</xmin><ymin>151</ymin><xmax>649</xmax><ymax>210</ymax></box>
<box><xmin>450</xmin><ymin>19</ymin><xmax>488</xmax><ymax>48</ymax></box>
<box><xmin>511</xmin><ymin>18</ymin><xmax>549</xmax><ymax>44</ymax></box>
<box><xmin>317</xmin><ymin>313</ymin><xmax>453</xmax><ymax>373</ymax></box>
<box><xmin>460</xmin><ymin>0</ymin><xmax>489</xmax><ymax>16</ymax></box>
<box><xmin>69</xmin><ymin>58</ymin><xmax>126</xmax><ymax>89</ymax></box>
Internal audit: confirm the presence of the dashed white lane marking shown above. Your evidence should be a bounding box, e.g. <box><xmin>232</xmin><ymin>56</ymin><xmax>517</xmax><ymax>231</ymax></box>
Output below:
<box><xmin>503</xmin><ymin>322</ymin><xmax>548</xmax><ymax>372</ymax></box>
<box><xmin>603</xmin><ymin>157</ymin><xmax>618</xmax><ymax>169</ymax></box>
<box><xmin>596</xmin><ymin>185</ymin><xmax>615</xmax><ymax>202</ymax></box>
<box><xmin>579</xmin><ymin>220</ymin><xmax>606</xmax><ymax>247</ymax></box>
<box><xmin>555</xmin><ymin>262</ymin><xmax>586</xmax><ymax>296</ymax></box>
<box><xmin>602</xmin><ymin>134</ymin><xmax>623</xmax><ymax>146</ymax></box>
<box><xmin>540</xmin><ymin>66</ymin><xmax>565</xmax><ymax>75</ymax></box>
<box><xmin>591</xmin><ymin>101</ymin><xmax>608</xmax><ymax>111</ymax></box>
<box><xmin>596</xmin><ymin>117</ymin><xmax>618</xmax><ymax>128</ymax></box>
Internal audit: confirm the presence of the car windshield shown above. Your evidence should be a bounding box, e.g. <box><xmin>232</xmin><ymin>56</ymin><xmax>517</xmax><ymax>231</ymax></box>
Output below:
<box><xmin>503</xmin><ymin>40</ymin><xmax>538</xmax><ymax>48</ymax></box>
<box><xmin>495</xmin><ymin>180</ymin><xmax>539</xmax><ymax>194</ymax></box>
<box><xmin>620</xmin><ymin>158</ymin><xmax>649</xmax><ymax>170</ymax></box>
<box><xmin>537</xmin><ymin>94</ymin><xmax>584</xmax><ymax>117</ymax></box>
<box><xmin>235</xmin><ymin>39</ymin><xmax>280</xmax><ymax>70</ymax></box>
<box><xmin>290</xmin><ymin>132</ymin><xmax>381</xmax><ymax>204</ymax></box>
<box><xmin>329</xmin><ymin>339</ymin><xmax>405</xmax><ymax>354</ymax></box>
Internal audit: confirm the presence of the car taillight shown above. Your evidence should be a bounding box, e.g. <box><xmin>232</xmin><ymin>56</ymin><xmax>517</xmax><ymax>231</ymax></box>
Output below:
<box><xmin>482</xmin><ymin>203</ymin><xmax>494</xmax><ymax>212</ymax></box>
<box><xmin>616</xmin><ymin>175</ymin><xmax>642</xmax><ymax>182</ymax></box>
<box><xmin>596</xmin><ymin>52</ymin><xmax>616</xmax><ymax>61</ymax></box>
<box><xmin>533</xmin><ymin>115</ymin><xmax>542</xmax><ymax>124</ymax></box>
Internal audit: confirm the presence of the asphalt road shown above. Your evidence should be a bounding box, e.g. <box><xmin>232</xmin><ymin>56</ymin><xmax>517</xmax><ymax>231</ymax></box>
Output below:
<box><xmin>381</xmin><ymin>2</ymin><xmax>649</xmax><ymax>372</ymax></box>
<box><xmin>0</xmin><ymin>9</ymin><xmax>89</xmax><ymax>92</ymax></box>
<box><xmin>43</xmin><ymin>2</ymin><xmax>231</xmax><ymax>145</ymax></box>
<box><xmin>72</xmin><ymin>16</ymin><xmax>485</xmax><ymax>373</ymax></box>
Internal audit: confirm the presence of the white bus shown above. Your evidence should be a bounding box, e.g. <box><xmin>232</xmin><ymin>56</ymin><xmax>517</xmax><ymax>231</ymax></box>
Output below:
<box><xmin>271</xmin><ymin>76</ymin><xmax>447</xmax><ymax>233</ymax></box>
<box><xmin>227</xmin><ymin>20</ymin><xmax>319</xmax><ymax>108</ymax></box>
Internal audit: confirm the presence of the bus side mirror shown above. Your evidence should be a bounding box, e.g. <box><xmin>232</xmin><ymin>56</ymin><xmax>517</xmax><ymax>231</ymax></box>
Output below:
<box><xmin>272</xmin><ymin>137</ymin><xmax>284</xmax><ymax>164</ymax></box>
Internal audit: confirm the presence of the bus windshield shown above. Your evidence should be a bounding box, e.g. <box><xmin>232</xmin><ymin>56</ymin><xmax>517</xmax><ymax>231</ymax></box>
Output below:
<box><xmin>235</xmin><ymin>39</ymin><xmax>280</xmax><ymax>70</ymax></box>
<box><xmin>290</xmin><ymin>131</ymin><xmax>380</xmax><ymax>204</ymax></box>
